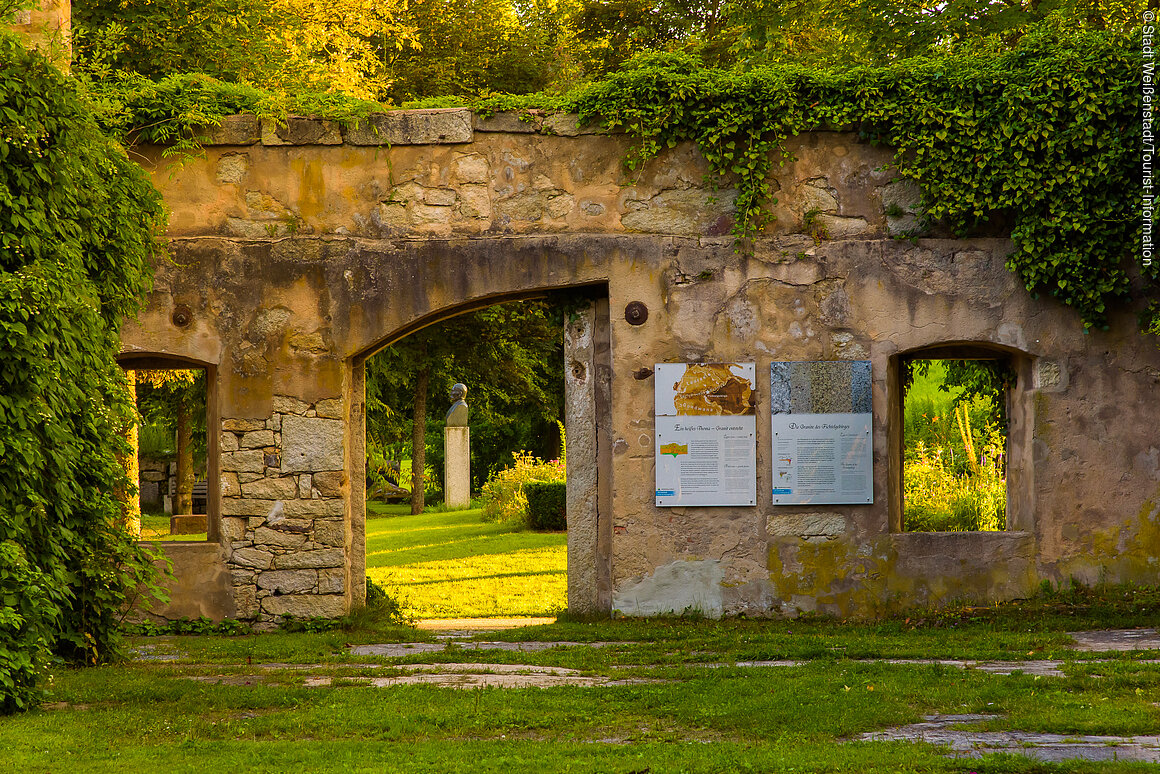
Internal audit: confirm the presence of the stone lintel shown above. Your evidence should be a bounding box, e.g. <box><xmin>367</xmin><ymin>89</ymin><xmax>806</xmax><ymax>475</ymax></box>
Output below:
<box><xmin>262</xmin><ymin>117</ymin><xmax>344</xmax><ymax>146</ymax></box>
<box><xmin>541</xmin><ymin>113</ymin><xmax>605</xmax><ymax>137</ymax></box>
<box><xmin>343</xmin><ymin>109</ymin><xmax>473</xmax><ymax>146</ymax></box>
<box><xmin>200</xmin><ymin>114</ymin><xmax>261</xmax><ymax>146</ymax></box>
<box><xmin>473</xmin><ymin>111</ymin><xmax>541</xmax><ymax>134</ymax></box>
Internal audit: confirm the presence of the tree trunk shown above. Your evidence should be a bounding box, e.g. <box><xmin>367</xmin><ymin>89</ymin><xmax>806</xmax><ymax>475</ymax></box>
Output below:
<box><xmin>175</xmin><ymin>398</ymin><xmax>193</xmax><ymax>516</ymax></box>
<box><xmin>410</xmin><ymin>359</ymin><xmax>429</xmax><ymax>515</ymax></box>
<box><xmin>117</xmin><ymin>369</ymin><xmax>141</xmax><ymax>537</ymax></box>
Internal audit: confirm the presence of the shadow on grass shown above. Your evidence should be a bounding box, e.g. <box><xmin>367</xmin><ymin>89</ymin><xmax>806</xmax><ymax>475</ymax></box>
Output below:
<box><xmin>397</xmin><ymin>569</ymin><xmax>566</xmax><ymax>586</ymax></box>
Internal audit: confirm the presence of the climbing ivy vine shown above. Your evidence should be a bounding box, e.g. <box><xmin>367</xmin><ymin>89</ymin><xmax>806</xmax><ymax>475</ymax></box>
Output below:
<box><xmin>0</xmin><ymin>35</ymin><xmax>166</xmax><ymax>712</ymax></box>
<box><xmin>569</xmin><ymin>22</ymin><xmax>1145</xmax><ymax>332</ymax></box>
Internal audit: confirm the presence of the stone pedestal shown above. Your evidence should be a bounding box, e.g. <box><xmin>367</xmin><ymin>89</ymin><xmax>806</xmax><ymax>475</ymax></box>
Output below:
<box><xmin>444</xmin><ymin>426</ymin><xmax>470</xmax><ymax>508</ymax></box>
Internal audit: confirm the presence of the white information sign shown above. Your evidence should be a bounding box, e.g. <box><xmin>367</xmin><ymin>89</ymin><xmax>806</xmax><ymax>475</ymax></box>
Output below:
<box><xmin>655</xmin><ymin>363</ymin><xmax>757</xmax><ymax>507</ymax></box>
<box><xmin>772</xmin><ymin>413</ymin><xmax>873</xmax><ymax>504</ymax></box>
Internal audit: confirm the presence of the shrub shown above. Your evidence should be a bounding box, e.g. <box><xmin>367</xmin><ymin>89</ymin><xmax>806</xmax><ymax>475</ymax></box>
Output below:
<box><xmin>903</xmin><ymin>436</ymin><xmax>1006</xmax><ymax>532</ymax></box>
<box><xmin>363</xmin><ymin>577</ymin><xmax>410</xmax><ymax>626</ymax></box>
<box><xmin>525</xmin><ymin>481</ymin><xmax>567</xmax><ymax>531</ymax></box>
<box><xmin>480</xmin><ymin>451</ymin><xmax>565</xmax><ymax>525</ymax></box>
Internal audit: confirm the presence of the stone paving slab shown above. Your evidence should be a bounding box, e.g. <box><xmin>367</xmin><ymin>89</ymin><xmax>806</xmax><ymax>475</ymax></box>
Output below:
<box><xmin>351</xmin><ymin>640</ymin><xmax>622</xmax><ymax>657</ymax></box>
<box><xmin>303</xmin><ymin>663</ymin><xmax>647</xmax><ymax>689</ymax></box>
<box><xmin>860</xmin><ymin>714</ymin><xmax>1160</xmax><ymax>763</ymax></box>
<box><xmin>1071</xmin><ymin>629</ymin><xmax>1160</xmax><ymax>652</ymax></box>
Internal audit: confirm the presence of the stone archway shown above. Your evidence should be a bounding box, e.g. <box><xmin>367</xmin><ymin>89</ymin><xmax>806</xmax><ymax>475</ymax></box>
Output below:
<box><xmin>346</xmin><ymin>288</ymin><xmax>613</xmax><ymax>613</ymax></box>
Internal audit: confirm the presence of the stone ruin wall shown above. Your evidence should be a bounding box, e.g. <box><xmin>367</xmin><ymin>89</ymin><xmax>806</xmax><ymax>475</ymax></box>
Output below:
<box><xmin>122</xmin><ymin>108</ymin><xmax>1160</xmax><ymax>622</ymax></box>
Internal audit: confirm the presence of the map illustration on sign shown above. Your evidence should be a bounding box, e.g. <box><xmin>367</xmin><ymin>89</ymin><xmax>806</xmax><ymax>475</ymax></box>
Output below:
<box><xmin>770</xmin><ymin>361</ymin><xmax>873</xmax><ymax>505</ymax></box>
<box><xmin>655</xmin><ymin>363</ymin><xmax>757</xmax><ymax>507</ymax></box>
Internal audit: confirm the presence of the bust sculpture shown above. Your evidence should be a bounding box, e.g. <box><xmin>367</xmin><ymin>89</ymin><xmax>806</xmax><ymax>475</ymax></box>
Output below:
<box><xmin>445</xmin><ymin>382</ymin><xmax>469</xmax><ymax>426</ymax></box>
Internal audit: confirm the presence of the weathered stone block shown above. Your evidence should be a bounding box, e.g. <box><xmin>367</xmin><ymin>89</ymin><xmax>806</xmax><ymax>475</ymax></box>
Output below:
<box><xmin>314</xmin><ymin>398</ymin><xmax>343</xmax><ymax>419</ymax></box>
<box><xmin>220</xmin><ymin>516</ymin><xmax>247</xmax><ymax>542</ymax></box>
<box><xmin>261</xmin><ymin>594</ymin><xmax>345</xmax><ymax>619</ymax></box>
<box><xmin>223</xmin><ymin>418</ymin><xmax>266</xmax><ymax>432</ymax></box>
<box><xmin>253</xmin><ymin>526</ymin><xmax>308</xmax><ymax>548</ymax></box>
<box><xmin>542</xmin><ymin>113</ymin><xmax>602</xmax><ymax>137</ymax></box>
<box><xmin>220</xmin><ymin>432</ymin><xmax>240</xmax><ymax>452</ymax></box>
<box><xmin>262</xmin><ymin>117</ymin><xmax>343</xmax><ymax>146</ymax></box>
<box><xmin>270</xmin><ymin>517</ymin><xmax>313</xmax><ymax>534</ymax></box>
<box><xmin>282</xmin><ymin>415</ymin><xmax>344</xmax><ymax>472</ymax></box>
<box><xmin>880</xmin><ymin>179</ymin><xmax>924</xmax><ymax>236</ymax></box>
<box><xmin>256</xmin><ymin>569</ymin><xmax>317</xmax><ymax>594</ymax></box>
<box><xmin>343</xmin><ymin>109</ymin><xmax>472</xmax><ymax>146</ymax></box>
<box><xmin>412</xmin><ymin>203</ymin><xmax>452</xmax><ymax>225</ymax></box>
<box><xmin>457</xmin><ymin>185</ymin><xmax>491</xmax><ymax>219</ymax></box>
<box><xmin>298</xmin><ymin>474</ymin><xmax>313</xmax><ymax>499</ymax></box>
<box><xmin>312</xmin><ymin>471</ymin><xmax>344</xmax><ymax>496</ymax></box>
<box><xmin>241</xmin><ymin>476</ymin><xmax>299</xmax><ymax>500</ymax></box>
<box><xmin>221</xmin><ymin>498</ymin><xmax>287</xmax><ymax>517</ymax></box>
<box><xmin>230</xmin><ymin>568</ymin><xmax>256</xmax><ymax>586</ymax></box>
<box><xmin>203</xmin><ymin>114</ymin><xmax>260</xmax><ymax>146</ymax></box>
<box><xmin>274</xmin><ymin>548</ymin><xmax>344</xmax><ymax>569</ymax></box>
<box><xmin>273</xmin><ymin>395</ymin><xmax>311</xmax><ymax>415</ymax></box>
<box><xmin>1036</xmin><ymin>359</ymin><xmax>1068</xmax><ymax>392</ymax></box>
<box><xmin>215</xmin><ymin>154</ymin><xmax>249</xmax><ymax>186</ymax></box>
<box><xmin>496</xmin><ymin>190</ymin><xmax>572</xmax><ymax>222</ymax></box>
<box><xmin>233</xmin><ymin>583</ymin><xmax>259</xmax><ymax>619</ymax></box>
<box><xmin>282</xmin><ymin>498</ymin><xmax>345</xmax><ymax>518</ymax></box>
<box><xmin>816</xmin><ymin>213</ymin><xmax>872</xmax><ymax>239</ymax></box>
<box><xmin>767</xmin><ymin>512</ymin><xmax>847</xmax><ymax>538</ymax></box>
<box><xmin>230</xmin><ymin>547</ymin><xmax>274</xmax><ymax>570</ymax></box>
<box><xmin>317</xmin><ymin>567</ymin><xmax>345</xmax><ymax>594</ymax></box>
<box><xmin>220</xmin><ymin>472</ymin><xmax>241</xmax><ymax>497</ymax></box>
<box><xmin>239</xmin><ymin>429</ymin><xmax>276</xmax><ymax>449</ymax></box>
<box><xmin>472</xmin><ymin>111</ymin><xmax>539</xmax><ymax>134</ymax></box>
<box><xmin>313</xmin><ymin>519</ymin><xmax>345</xmax><ymax>547</ymax></box>
<box><xmin>453</xmin><ymin>154</ymin><xmax>490</xmax><ymax>183</ymax></box>
<box><xmin>621</xmin><ymin>189</ymin><xmax>737</xmax><ymax>235</ymax></box>
<box><xmin>220</xmin><ymin>450</ymin><xmax>266</xmax><ymax>472</ymax></box>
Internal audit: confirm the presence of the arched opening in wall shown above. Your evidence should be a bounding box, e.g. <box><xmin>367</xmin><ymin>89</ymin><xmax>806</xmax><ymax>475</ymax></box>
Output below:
<box><xmin>118</xmin><ymin>355</ymin><xmax>219</xmax><ymax>544</ymax></box>
<box><xmin>352</xmin><ymin>286</ymin><xmax>610</xmax><ymax>620</ymax></box>
<box><xmin>892</xmin><ymin>344</ymin><xmax>1030</xmax><ymax>534</ymax></box>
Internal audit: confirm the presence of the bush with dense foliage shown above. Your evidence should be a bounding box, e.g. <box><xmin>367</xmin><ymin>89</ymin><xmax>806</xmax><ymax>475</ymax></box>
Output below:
<box><xmin>0</xmin><ymin>35</ymin><xmax>166</xmax><ymax>713</ymax></box>
<box><xmin>524</xmin><ymin>482</ymin><xmax>567</xmax><ymax>531</ymax></box>
<box><xmin>480</xmin><ymin>452</ymin><xmax>566</xmax><ymax>525</ymax></box>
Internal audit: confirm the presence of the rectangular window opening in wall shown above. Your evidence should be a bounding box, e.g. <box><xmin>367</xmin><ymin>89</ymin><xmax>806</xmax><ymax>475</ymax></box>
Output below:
<box><xmin>130</xmin><ymin>367</ymin><xmax>210</xmax><ymax>542</ymax></box>
<box><xmin>901</xmin><ymin>357</ymin><xmax>1014</xmax><ymax>532</ymax></box>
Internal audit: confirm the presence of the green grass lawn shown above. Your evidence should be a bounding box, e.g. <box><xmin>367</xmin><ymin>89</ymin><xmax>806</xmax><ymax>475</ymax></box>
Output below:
<box><xmin>365</xmin><ymin>502</ymin><xmax>567</xmax><ymax>619</ymax></box>
<box><xmin>3</xmin><ymin>585</ymin><xmax>1160</xmax><ymax>772</ymax></box>
<box><xmin>139</xmin><ymin>512</ymin><xmax>206</xmax><ymax>542</ymax></box>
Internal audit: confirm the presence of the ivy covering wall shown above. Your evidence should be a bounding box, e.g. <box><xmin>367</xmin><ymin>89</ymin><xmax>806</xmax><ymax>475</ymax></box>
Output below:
<box><xmin>0</xmin><ymin>35</ymin><xmax>166</xmax><ymax>712</ymax></box>
<box><xmin>96</xmin><ymin>22</ymin><xmax>1148</xmax><ymax>334</ymax></box>
<box><xmin>570</xmin><ymin>22</ymin><xmax>1146</xmax><ymax>332</ymax></box>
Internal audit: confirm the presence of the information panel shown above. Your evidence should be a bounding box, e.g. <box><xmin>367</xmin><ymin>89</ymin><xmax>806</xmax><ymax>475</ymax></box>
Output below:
<box><xmin>770</xmin><ymin>361</ymin><xmax>873</xmax><ymax>505</ymax></box>
<box><xmin>655</xmin><ymin>363</ymin><xmax>757</xmax><ymax>507</ymax></box>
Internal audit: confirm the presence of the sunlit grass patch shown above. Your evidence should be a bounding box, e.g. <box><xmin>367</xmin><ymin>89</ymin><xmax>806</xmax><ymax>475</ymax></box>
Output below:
<box><xmin>139</xmin><ymin>512</ymin><xmax>206</xmax><ymax>542</ymax></box>
<box><xmin>365</xmin><ymin>505</ymin><xmax>566</xmax><ymax>618</ymax></box>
